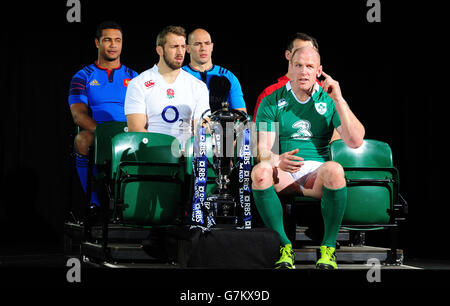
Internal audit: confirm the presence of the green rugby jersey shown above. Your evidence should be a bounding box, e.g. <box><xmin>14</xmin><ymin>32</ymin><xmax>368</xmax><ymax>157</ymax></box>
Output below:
<box><xmin>255</xmin><ymin>82</ymin><xmax>341</xmax><ymax>162</ymax></box>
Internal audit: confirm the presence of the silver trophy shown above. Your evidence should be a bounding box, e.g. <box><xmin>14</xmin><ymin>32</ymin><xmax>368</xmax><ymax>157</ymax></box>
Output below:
<box><xmin>208</xmin><ymin>100</ymin><xmax>249</xmax><ymax>225</ymax></box>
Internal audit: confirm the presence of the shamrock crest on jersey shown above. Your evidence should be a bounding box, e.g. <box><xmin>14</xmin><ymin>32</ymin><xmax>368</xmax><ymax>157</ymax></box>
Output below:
<box><xmin>315</xmin><ymin>102</ymin><xmax>327</xmax><ymax>115</ymax></box>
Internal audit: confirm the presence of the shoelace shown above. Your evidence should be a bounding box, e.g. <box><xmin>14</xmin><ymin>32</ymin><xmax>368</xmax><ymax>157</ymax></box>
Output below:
<box><xmin>322</xmin><ymin>247</ymin><xmax>336</xmax><ymax>261</ymax></box>
<box><xmin>280</xmin><ymin>246</ymin><xmax>293</xmax><ymax>259</ymax></box>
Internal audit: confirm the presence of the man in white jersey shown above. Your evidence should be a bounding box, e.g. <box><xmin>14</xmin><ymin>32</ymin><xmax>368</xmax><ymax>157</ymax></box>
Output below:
<box><xmin>125</xmin><ymin>25</ymin><xmax>210</xmax><ymax>145</ymax></box>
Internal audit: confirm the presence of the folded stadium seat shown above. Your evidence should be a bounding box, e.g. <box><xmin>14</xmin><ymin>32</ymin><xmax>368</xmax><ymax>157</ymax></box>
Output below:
<box><xmin>73</xmin><ymin>121</ymin><xmax>128</xmax><ymax>209</ymax></box>
<box><xmin>83</xmin><ymin>121</ymin><xmax>128</xmax><ymax>239</ymax></box>
<box><xmin>330</xmin><ymin>139</ymin><xmax>398</xmax><ymax>228</ymax></box>
<box><xmin>110</xmin><ymin>132</ymin><xmax>186</xmax><ymax>226</ymax></box>
<box><xmin>94</xmin><ymin>121</ymin><xmax>128</xmax><ymax>181</ymax></box>
<box><xmin>330</xmin><ymin>139</ymin><xmax>407</xmax><ymax>264</ymax></box>
<box><xmin>91</xmin><ymin>121</ymin><xmax>128</xmax><ymax>215</ymax></box>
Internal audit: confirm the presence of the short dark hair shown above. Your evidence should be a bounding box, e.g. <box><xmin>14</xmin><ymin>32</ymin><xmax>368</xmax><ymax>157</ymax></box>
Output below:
<box><xmin>96</xmin><ymin>21</ymin><xmax>123</xmax><ymax>40</ymax></box>
<box><xmin>286</xmin><ymin>32</ymin><xmax>319</xmax><ymax>51</ymax></box>
<box><xmin>156</xmin><ymin>25</ymin><xmax>186</xmax><ymax>47</ymax></box>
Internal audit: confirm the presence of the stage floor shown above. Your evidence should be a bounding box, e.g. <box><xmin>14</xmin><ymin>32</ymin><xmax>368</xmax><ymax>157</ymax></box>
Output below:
<box><xmin>1</xmin><ymin>222</ymin><xmax>448</xmax><ymax>288</ymax></box>
<box><xmin>1</xmin><ymin>251</ymin><xmax>449</xmax><ymax>289</ymax></box>
<box><xmin>1</xmin><ymin>250</ymin><xmax>450</xmax><ymax>270</ymax></box>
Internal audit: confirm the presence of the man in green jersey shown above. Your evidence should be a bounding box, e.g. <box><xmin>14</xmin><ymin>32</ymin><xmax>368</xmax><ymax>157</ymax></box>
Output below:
<box><xmin>253</xmin><ymin>46</ymin><xmax>365</xmax><ymax>269</ymax></box>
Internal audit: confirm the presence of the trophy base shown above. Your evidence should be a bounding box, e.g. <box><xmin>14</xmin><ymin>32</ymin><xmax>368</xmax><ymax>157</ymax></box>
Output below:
<box><xmin>214</xmin><ymin>216</ymin><xmax>237</xmax><ymax>225</ymax></box>
<box><xmin>209</xmin><ymin>193</ymin><xmax>238</xmax><ymax>226</ymax></box>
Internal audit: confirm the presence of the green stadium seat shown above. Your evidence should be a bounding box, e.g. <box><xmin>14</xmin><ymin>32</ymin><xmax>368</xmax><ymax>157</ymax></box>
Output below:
<box><xmin>329</xmin><ymin>139</ymin><xmax>399</xmax><ymax>228</ymax></box>
<box><xmin>82</xmin><ymin>121</ymin><xmax>128</xmax><ymax>223</ymax></box>
<box><xmin>111</xmin><ymin>132</ymin><xmax>185</xmax><ymax>225</ymax></box>
<box><xmin>94</xmin><ymin>121</ymin><xmax>128</xmax><ymax>178</ymax></box>
<box><xmin>88</xmin><ymin>122</ymin><xmax>129</xmax><ymax>220</ymax></box>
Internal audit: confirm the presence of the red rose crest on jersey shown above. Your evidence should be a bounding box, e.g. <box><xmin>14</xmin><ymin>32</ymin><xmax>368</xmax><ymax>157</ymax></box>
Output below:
<box><xmin>145</xmin><ymin>80</ymin><xmax>155</xmax><ymax>89</ymax></box>
<box><xmin>167</xmin><ymin>88</ymin><xmax>175</xmax><ymax>99</ymax></box>
<box><xmin>123</xmin><ymin>78</ymin><xmax>131</xmax><ymax>87</ymax></box>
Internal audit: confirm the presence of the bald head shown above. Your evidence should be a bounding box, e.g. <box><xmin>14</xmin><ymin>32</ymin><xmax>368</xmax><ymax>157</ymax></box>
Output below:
<box><xmin>290</xmin><ymin>46</ymin><xmax>323</xmax><ymax>96</ymax></box>
<box><xmin>290</xmin><ymin>46</ymin><xmax>321</xmax><ymax>65</ymax></box>
<box><xmin>187</xmin><ymin>28</ymin><xmax>214</xmax><ymax>69</ymax></box>
<box><xmin>188</xmin><ymin>28</ymin><xmax>211</xmax><ymax>45</ymax></box>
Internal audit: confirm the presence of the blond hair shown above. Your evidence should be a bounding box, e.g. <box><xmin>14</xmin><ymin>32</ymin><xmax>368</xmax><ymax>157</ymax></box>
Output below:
<box><xmin>156</xmin><ymin>25</ymin><xmax>186</xmax><ymax>47</ymax></box>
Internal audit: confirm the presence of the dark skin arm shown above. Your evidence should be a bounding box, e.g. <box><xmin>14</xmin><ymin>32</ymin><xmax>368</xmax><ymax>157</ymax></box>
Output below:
<box><xmin>70</xmin><ymin>103</ymin><xmax>97</xmax><ymax>132</ymax></box>
<box><xmin>70</xmin><ymin>103</ymin><xmax>97</xmax><ymax>155</ymax></box>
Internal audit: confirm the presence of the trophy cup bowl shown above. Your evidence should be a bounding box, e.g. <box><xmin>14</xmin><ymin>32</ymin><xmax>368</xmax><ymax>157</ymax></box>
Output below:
<box><xmin>207</xmin><ymin>101</ymin><xmax>249</xmax><ymax>225</ymax></box>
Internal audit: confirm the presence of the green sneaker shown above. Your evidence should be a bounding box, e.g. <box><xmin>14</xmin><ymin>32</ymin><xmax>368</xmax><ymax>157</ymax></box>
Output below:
<box><xmin>316</xmin><ymin>246</ymin><xmax>338</xmax><ymax>270</ymax></box>
<box><xmin>275</xmin><ymin>244</ymin><xmax>296</xmax><ymax>269</ymax></box>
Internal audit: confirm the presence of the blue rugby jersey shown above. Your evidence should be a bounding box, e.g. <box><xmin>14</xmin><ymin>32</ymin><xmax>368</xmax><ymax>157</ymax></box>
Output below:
<box><xmin>68</xmin><ymin>62</ymin><xmax>138</xmax><ymax>123</ymax></box>
<box><xmin>182</xmin><ymin>64</ymin><xmax>246</xmax><ymax>110</ymax></box>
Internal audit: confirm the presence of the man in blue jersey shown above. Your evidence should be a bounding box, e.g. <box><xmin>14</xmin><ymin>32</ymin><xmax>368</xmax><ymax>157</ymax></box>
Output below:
<box><xmin>68</xmin><ymin>21</ymin><xmax>138</xmax><ymax>208</ymax></box>
<box><xmin>183</xmin><ymin>28</ymin><xmax>247</xmax><ymax>113</ymax></box>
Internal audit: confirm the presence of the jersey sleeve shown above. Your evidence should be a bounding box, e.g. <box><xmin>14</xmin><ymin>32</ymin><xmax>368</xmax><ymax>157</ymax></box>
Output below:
<box><xmin>124</xmin><ymin>77</ymin><xmax>146</xmax><ymax>115</ymax></box>
<box><xmin>255</xmin><ymin>95</ymin><xmax>277</xmax><ymax>132</ymax></box>
<box><xmin>331</xmin><ymin>103</ymin><xmax>341</xmax><ymax>129</ymax></box>
<box><xmin>323</xmin><ymin>92</ymin><xmax>341</xmax><ymax>129</ymax></box>
<box><xmin>192</xmin><ymin>81</ymin><xmax>210</xmax><ymax>120</ymax></box>
<box><xmin>226</xmin><ymin>71</ymin><xmax>246</xmax><ymax>110</ymax></box>
<box><xmin>253</xmin><ymin>90</ymin><xmax>267</xmax><ymax>122</ymax></box>
<box><xmin>68</xmin><ymin>70</ymin><xmax>88</xmax><ymax>106</ymax></box>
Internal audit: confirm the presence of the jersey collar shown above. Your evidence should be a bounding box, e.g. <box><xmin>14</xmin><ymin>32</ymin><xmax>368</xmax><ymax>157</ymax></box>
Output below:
<box><xmin>286</xmin><ymin>82</ymin><xmax>320</xmax><ymax>104</ymax></box>
<box><xmin>187</xmin><ymin>63</ymin><xmax>214</xmax><ymax>73</ymax></box>
<box><xmin>94</xmin><ymin>61</ymin><xmax>122</xmax><ymax>71</ymax></box>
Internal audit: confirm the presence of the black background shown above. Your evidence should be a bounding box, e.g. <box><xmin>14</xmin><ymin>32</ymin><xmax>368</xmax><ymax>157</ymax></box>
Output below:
<box><xmin>0</xmin><ymin>1</ymin><xmax>446</xmax><ymax>260</ymax></box>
